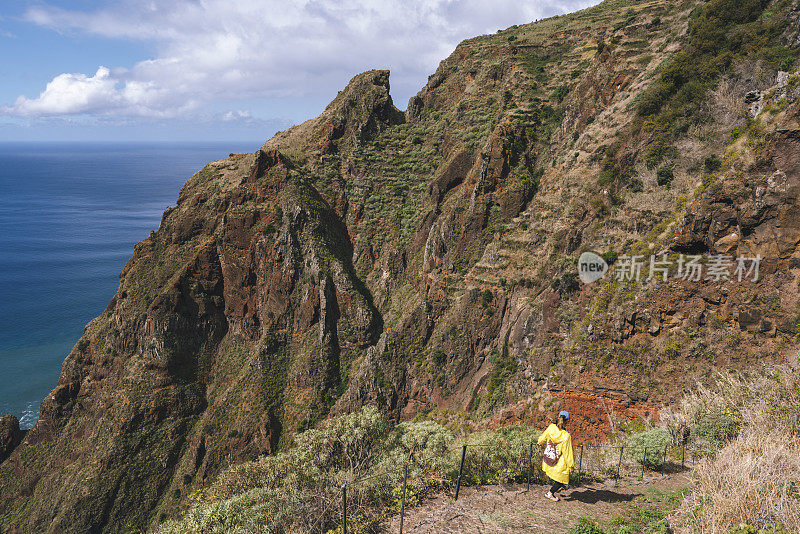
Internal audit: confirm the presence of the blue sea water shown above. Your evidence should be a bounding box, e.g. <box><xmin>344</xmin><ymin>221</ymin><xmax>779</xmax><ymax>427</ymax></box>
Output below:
<box><xmin>0</xmin><ymin>142</ymin><xmax>258</xmax><ymax>429</ymax></box>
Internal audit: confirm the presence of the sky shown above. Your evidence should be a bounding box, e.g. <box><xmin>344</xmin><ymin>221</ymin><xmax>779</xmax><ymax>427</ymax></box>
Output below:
<box><xmin>0</xmin><ymin>0</ymin><xmax>599</xmax><ymax>143</ymax></box>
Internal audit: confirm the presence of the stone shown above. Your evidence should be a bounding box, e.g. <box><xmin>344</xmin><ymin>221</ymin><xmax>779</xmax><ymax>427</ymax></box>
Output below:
<box><xmin>777</xmin><ymin>71</ymin><xmax>789</xmax><ymax>90</ymax></box>
<box><xmin>745</xmin><ymin>90</ymin><xmax>764</xmax><ymax>117</ymax></box>
<box><xmin>744</xmin><ymin>90</ymin><xmax>762</xmax><ymax>103</ymax></box>
<box><xmin>714</xmin><ymin>232</ymin><xmax>739</xmax><ymax>254</ymax></box>
<box><xmin>737</xmin><ymin>307</ymin><xmax>762</xmax><ymax>331</ymax></box>
<box><xmin>0</xmin><ymin>414</ymin><xmax>22</xmax><ymax>462</ymax></box>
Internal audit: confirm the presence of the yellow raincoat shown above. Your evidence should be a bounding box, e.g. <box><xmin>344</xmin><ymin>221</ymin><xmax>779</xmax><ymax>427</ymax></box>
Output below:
<box><xmin>537</xmin><ymin>423</ymin><xmax>575</xmax><ymax>484</ymax></box>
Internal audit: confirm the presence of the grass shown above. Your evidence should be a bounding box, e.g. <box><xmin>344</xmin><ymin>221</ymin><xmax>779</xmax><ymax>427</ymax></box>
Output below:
<box><xmin>664</xmin><ymin>367</ymin><xmax>800</xmax><ymax>532</ymax></box>
<box><xmin>568</xmin><ymin>488</ymin><xmax>688</xmax><ymax>534</ymax></box>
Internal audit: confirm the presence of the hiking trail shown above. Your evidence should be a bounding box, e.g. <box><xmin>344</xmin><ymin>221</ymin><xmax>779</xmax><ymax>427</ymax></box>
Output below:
<box><xmin>384</xmin><ymin>472</ymin><xmax>690</xmax><ymax>533</ymax></box>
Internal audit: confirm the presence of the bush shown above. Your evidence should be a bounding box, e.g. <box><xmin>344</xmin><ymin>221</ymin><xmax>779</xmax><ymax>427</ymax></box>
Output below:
<box><xmin>378</xmin><ymin>420</ymin><xmax>453</xmax><ymax>479</ymax></box>
<box><xmin>480</xmin><ymin>349</ymin><xmax>519</xmax><ymax>413</ymax></box>
<box><xmin>598</xmin><ymin>168</ymin><xmax>617</xmax><ymax>186</ymax></box>
<box><xmin>551</xmin><ymin>85</ymin><xmax>570</xmax><ymax>103</ymax></box>
<box><xmin>694</xmin><ymin>410</ymin><xmax>743</xmax><ymax>447</ymax></box>
<box><xmin>162</xmin><ymin>406</ymin><xmax>392</xmax><ymax>533</ymax></box>
<box><xmin>455</xmin><ymin>425</ymin><xmax>544</xmax><ymax>485</ymax></box>
<box><xmin>551</xmin><ymin>272</ymin><xmax>579</xmax><ymax>294</ymax></box>
<box><xmin>704</xmin><ymin>154</ymin><xmax>722</xmax><ymax>172</ymax></box>
<box><xmin>656</xmin><ymin>166</ymin><xmax>674</xmax><ymax>187</ymax></box>
<box><xmin>627</xmin><ymin>177</ymin><xmax>644</xmax><ymax>192</ymax></box>
<box><xmin>601</xmin><ymin>251</ymin><xmax>618</xmax><ymax>265</ymax></box>
<box><xmin>627</xmin><ymin>429</ymin><xmax>671</xmax><ymax>469</ymax></box>
<box><xmin>162</xmin><ymin>409</ymin><xmax>549</xmax><ymax>533</ymax></box>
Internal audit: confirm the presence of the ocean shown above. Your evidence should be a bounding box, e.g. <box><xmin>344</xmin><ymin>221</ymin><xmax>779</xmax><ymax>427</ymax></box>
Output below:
<box><xmin>0</xmin><ymin>142</ymin><xmax>259</xmax><ymax>428</ymax></box>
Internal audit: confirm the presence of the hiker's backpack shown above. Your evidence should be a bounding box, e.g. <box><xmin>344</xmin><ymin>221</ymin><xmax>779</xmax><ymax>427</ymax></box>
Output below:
<box><xmin>543</xmin><ymin>440</ymin><xmax>560</xmax><ymax>466</ymax></box>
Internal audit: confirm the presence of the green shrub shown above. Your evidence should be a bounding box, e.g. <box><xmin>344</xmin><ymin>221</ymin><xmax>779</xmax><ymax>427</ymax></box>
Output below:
<box><xmin>166</xmin><ymin>409</ymin><xmax>532</xmax><ymax>533</ymax></box>
<box><xmin>598</xmin><ymin>168</ymin><xmax>617</xmax><ymax>186</ymax></box>
<box><xmin>455</xmin><ymin>424</ymin><xmax>544</xmax><ymax>485</ymax></box>
<box><xmin>481</xmin><ymin>349</ymin><xmax>519</xmax><ymax>412</ymax></box>
<box><xmin>730</xmin><ymin>124</ymin><xmax>746</xmax><ymax>141</ymax></box>
<box><xmin>656</xmin><ymin>166</ymin><xmax>674</xmax><ymax>187</ymax></box>
<box><xmin>704</xmin><ymin>154</ymin><xmax>722</xmax><ymax>172</ymax></box>
<box><xmin>551</xmin><ymin>272</ymin><xmax>579</xmax><ymax>294</ymax></box>
<box><xmin>379</xmin><ymin>420</ymin><xmax>453</xmax><ymax>478</ymax></box>
<box><xmin>389</xmin><ymin>479</ymin><xmax>439</xmax><ymax>510</ymax></box>
<box><xmin>627</xmin><ymin>429</ymin><xmax>671</xmax><ymax>469</ymax></box>
<box><xmin>551</xmin><ymin>85</ymin><xmax>570</xmax><ymax>103</ymax></box>
<box><xmin>730</xmin><ymin>523</ymin><xmax>792</xmax><ymax>534</ymax></box>
<box><xmin>161</xmin><ymin>407</ymin><xmax>392</xmax><ymax>533</ymax></box>
<box><xmin>694</xmin><ymin>410</ymin><xmax>743</xmax><ymax>447</ymax></box>
<box><xmin>644</xmin><ymin>139</ymin><xmax>677</xmax><ymax>169</ymax></box>
<box><xmin>601</xmin><ymin>251</ymin><xmax>618</xmax><ymax>265</ymax></box>
<box><xmin>661</xmin><ymin>340</ymin><xmax>683</xmax><ymax>360</ymax></box>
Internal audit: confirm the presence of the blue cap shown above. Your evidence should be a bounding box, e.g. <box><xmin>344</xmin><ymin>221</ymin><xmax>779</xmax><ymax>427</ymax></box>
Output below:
<box><xmin>559</xmin><ymin>410</ymin><xmax>570</xmax><ymax>420</ymax></box>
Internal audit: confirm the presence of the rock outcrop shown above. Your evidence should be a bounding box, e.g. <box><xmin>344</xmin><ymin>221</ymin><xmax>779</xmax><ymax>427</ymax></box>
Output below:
<box><xmin>0</xmin><ymin>415</ymin><xmax>21</xmax><ymax>463</ymax></box>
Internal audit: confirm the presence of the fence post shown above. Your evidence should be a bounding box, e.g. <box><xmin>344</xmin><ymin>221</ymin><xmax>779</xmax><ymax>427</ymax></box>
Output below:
<box><xmin>662</xmin><ymin>444</ymin><xmax>668</xmax><ymax>473</ymax></box>
<box><xmin>400</xmin><ymin>464</ymin><xmax>408</xmax><ymax>534</ymax></box>
<box><xmin>617</xmin><ymin>446</ymin><xmax>624</xmax><ymax>479</ymax></box>
<box><xmin>527</xmin><ymin>441</ymin><xmax>533</xmax><ymax>491</ymax></box>
<box><xmin>577</xmin><ymin>445</ymin><xmax>583</xmax><ymax>485</ymax></box>
<box><xmin>454</xmin><ymin>444</ymin><xmax>467</xmax><ymax>501</ymax></box>
<box><xmin>641</xmin><ymin>447</ymin><xmax>647</xmax><ymax>479</ymax></box>
<box><xmin>341</xmin><ymin>484</ymin><xmax>347</xmax><ymax>534</ymax></box>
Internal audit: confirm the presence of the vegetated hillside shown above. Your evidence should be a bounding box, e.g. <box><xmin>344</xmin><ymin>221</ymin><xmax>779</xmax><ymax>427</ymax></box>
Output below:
<box><xmin>2</xmin><ymin>0</ymin><xmax>800</xmax><ymax>531</ymax></box>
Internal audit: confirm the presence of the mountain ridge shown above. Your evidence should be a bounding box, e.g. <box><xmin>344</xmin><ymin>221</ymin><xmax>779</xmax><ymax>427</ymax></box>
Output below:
<box><xmin>2</xmin><ymin>0</ymin><xmax>800</xmax><ymax>531</ymax></box>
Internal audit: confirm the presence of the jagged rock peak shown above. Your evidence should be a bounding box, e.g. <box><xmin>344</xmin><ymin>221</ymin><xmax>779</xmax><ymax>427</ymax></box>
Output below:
<box><xmin>322</xmin><ymin>69</ymin><xmax>405</xmax><ymax>146</ymax></box>
<box><xmin>263</xmin><ymin>69</ymin><xmax>404</xmax><ymax>158</ymax></box>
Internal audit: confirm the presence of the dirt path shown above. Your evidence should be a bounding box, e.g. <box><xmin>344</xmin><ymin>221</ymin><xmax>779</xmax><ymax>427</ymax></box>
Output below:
<box><xmin>383</xmin><ymin>472</ymin><xmax>690</xmax><ymax>533</ymax></box>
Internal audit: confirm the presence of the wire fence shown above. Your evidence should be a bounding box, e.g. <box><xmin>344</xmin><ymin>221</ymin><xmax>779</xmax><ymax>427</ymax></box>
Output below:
<box><xmin>336</xmin><ymin>435</ymin><xmax>708</xmax><ymax>534</ymax></box>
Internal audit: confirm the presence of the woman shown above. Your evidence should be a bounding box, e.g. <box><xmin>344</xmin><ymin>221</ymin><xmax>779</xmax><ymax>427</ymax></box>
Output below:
<box><xmin>537</xmin><ymin>410</ymin><xmax>575</xmax><ymax>502</ymax></box>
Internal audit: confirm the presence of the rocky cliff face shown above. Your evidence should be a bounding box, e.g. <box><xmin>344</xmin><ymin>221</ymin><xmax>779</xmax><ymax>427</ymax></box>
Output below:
<box><xmin>2</xmin><ymin>0</ymin><xmax>800</xmax><ymax>531</ymax></box>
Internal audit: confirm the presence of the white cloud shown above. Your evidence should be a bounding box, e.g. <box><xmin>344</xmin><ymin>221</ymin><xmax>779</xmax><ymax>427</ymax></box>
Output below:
<box><xmin>7</xmin><ymin>66</ymin><xmax>198</xmax><ymax>118</ymax></box>
<box><xmin>12</xmin><ymin>67</ymin><xmax>118</xmax><ymax>115</ymax></box>
<box><xmin>10</xmin><ymin>0</ymin><xmax>599</xmax><ymax>119</ymax></box>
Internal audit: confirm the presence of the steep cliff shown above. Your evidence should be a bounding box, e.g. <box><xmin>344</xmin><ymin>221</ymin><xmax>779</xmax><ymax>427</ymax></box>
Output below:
<box><xmin>2</xmin><ymin>0</ymin><xmax>800</xmax><ymax>531</ymax></box>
